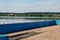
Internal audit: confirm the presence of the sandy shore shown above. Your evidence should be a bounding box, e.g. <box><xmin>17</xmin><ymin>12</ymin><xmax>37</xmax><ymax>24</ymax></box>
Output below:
<box><xmin>17</xmin><ymin>25</ymin><xmax>60</xmax><ymax>40</ymax></box>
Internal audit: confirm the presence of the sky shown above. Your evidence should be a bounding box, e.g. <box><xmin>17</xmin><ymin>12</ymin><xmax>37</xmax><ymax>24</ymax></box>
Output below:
<box><xmin>0</xmin><ymin>0</ymin><xmax>60</xmax><ymax>13</ymax></box>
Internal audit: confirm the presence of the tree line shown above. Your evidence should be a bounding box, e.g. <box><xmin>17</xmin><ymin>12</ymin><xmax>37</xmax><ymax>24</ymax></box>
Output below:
<box><xmin>0</xmin><ymin>12</ymin><xmax>60</xmax><ymax>17</ymax></box>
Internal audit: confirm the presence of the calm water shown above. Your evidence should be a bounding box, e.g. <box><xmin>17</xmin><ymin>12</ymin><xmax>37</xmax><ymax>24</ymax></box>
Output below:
<box><xmin>0</xmin><ymin>19</ymin><xmax>50</xmax><ymax>24</ymax></box>
<box><xmin>0</xmin><ymin>19</ymin><xmax>43</xmax><ymax>24</ymax></box>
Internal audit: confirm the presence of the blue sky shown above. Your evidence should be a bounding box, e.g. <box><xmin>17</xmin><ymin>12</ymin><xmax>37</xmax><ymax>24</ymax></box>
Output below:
<box><xmin>0</xmin><ymin>0</ymin><xmax>60</xmax><ymax>13</ymax></box>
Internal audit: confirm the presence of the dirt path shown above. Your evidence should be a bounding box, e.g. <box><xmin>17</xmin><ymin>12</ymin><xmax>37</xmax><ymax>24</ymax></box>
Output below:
<box><xmin>19</xmin><ymin>25</ymin><xmax>60</xmax><ymax>40</ymax></box>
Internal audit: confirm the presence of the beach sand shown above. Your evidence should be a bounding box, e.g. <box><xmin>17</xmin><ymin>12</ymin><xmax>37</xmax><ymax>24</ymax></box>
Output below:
<box><xmin>7</xmin><ymin>25</ymin><xmax>60</xmax><ymax>40</ymax></box>
<box><xmin>19</xmin><ymin>25</ymin><xmax>60</xmax><ymax>40</ymax></box>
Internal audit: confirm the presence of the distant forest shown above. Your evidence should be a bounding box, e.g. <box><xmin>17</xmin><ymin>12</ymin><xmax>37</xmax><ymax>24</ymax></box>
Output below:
<box><xmin>0</xmin><ymin>12</ymin><xmax>60</xmax><ymax>17</ymax></box>
<box><xmin>0</xmin><ymin>12</ymin><xmax>60</xmax><ymax>19</ymax></box>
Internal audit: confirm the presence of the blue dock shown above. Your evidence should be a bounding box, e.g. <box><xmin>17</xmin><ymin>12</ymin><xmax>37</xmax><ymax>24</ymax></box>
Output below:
<box><xmin>0</xmin><ymin>20</ymin><xmax>59</xmax><ymax>40</ymax></box>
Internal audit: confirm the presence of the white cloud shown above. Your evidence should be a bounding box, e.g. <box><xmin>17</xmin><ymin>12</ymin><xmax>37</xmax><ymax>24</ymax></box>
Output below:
<box><xmin>0</xmin><ymin>0</ymin><xmax>60</xmax><ymax>12</ymax></box>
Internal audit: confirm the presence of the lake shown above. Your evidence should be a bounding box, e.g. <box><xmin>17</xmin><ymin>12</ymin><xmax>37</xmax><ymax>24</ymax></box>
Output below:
<box><xmin>0</xmin><ymin>19</ymin><xmax>50</xmax><ymax>24</ymax></box>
